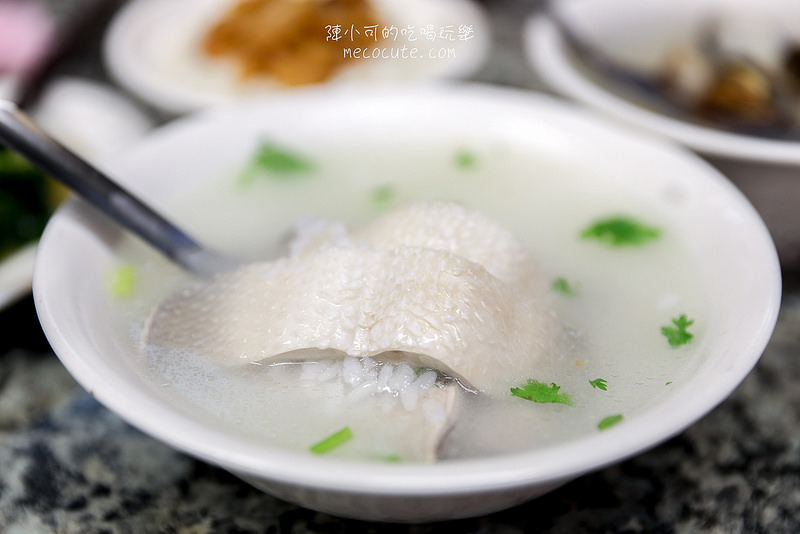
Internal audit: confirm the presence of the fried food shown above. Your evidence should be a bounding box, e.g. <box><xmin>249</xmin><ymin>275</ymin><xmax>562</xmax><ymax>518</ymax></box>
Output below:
<box><xmin>202</xmin><ymin>0</ymin><xmax>384</xmax><ymax>86</ymax></box>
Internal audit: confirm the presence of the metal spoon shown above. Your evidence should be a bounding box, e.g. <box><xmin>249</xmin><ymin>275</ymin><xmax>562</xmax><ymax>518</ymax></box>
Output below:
<box><xmin>0</xmin><ymin>100</ymin><xmax>236</xmax><ymax>277</ymax></box>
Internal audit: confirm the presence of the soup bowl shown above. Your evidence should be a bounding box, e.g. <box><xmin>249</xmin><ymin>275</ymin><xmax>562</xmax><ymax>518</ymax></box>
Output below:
<box><xmin>32</xmin><ymin>84</ymin><xmax>781</xmax><ymax>522</ymax></box>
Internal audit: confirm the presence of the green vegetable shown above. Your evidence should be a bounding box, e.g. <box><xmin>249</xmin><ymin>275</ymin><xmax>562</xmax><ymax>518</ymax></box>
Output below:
<box><xmin>454</xmin><ymin>150</ymin><xmax>477</xmax><ymax>169</ymax></box>
<box><xmin>580</xmin><ymin>216</ymin><xmax>660</xmax><ymax>246</ymax></box>
<box><xmin>309</xmin><ymin>427</ymin><xmax>353</xmax><ymax>454</ymax></box>
<box><xmin>0</xmin><ymin>146</ymin><xmax>59</xmax><ymax>259</ymax></box>
<box><xmin>371</xmin><ymin>184</ymin><xmax>396</xmax><ymax>204</ymax></box>
<box><xmin>552</xmin><ymin>277</ymin><xmax>575</xmax><ymax>295</ymax></box>
<box><xmin>109</xmin><ymin>265</ymin><xmax>136</xmax><ymax>298</ymax></box>
<box><xmin>589</xmin><ymin>378</ymin><xmax>608</xmax><ymax>391</ymax></box>
<box><xmin>0</xmin><ymin>147</ymin><xmax>36</xmax><ymax>174</ymax></box>
<box><xmin>661</xmin><ymin>315</ymin><xmax>694</xmax><ymax>347</ymax></box>
<box><xmin>511</xmin><ymin>380</ymin><xmax>573</xmax><ymax>406</ymax></box>
<box><xmin>383</xmin><ymin>455</ymin><xmax>402</xmax><ymax>463</ymax></box>
<box><xmin>598</xmin><ymin>414</ymin><xmax>624</xmax><ymax>430</ymax></box>
<box><xmin>240</xmin><ymin>142</ymin><xmax>313</xmax><ymax>185</ymax></box>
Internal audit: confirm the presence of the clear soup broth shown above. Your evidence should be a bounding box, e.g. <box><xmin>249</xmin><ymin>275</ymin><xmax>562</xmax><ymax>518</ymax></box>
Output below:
<box><xmin>109</xmin><ymin>137</ymin><xmax>708</xmax><ymax>463</ymax></box>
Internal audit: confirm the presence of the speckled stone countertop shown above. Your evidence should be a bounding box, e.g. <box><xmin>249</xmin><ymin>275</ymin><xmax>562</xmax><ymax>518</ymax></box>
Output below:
<box><xmin>3</xmin><ymin>0</ymin><xmax>800</xmax><ymax>532</ymax></box>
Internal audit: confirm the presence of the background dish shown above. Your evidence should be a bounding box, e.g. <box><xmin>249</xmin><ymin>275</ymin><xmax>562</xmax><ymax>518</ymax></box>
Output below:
<box><xmin>0</xmin><ymin>77</ymin><xmax>153</xmax><ymax>311</ymax></box>
<box><xmin>33</xmin><ymin>85</ymin><xmax>781</xmax><ymax>521</ymax></box>
<box><xmin>103</xmin><ymin>0</ymin><xmax>491</xmax><ymax>115</ymax></box>
<box><xmin>524</xmin><ymin>12</ymin><xmax>800</xmax><ymax>165</ymax></box>
<box><xmin>524</xmin><ymin>5</ymin><xmax>800</xmax><ymax>268</ymax></box>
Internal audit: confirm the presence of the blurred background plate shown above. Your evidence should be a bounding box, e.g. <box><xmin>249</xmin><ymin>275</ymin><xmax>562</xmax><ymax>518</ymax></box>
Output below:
<box><xmin>103</xmin><ymin>0</ymin><xmax>491</xmax><ymax>115</ymax></box>
<box><xmin>523</xmin><ymin>11</ymin><xmax>800</xmax><ymax>164</ymax></box>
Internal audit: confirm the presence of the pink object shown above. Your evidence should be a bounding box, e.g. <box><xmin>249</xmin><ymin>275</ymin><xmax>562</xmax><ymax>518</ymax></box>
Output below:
<box><xmin>0</xmin><ymin>0</ymin><xmax>55</xmax><ymax>75</ymax></box>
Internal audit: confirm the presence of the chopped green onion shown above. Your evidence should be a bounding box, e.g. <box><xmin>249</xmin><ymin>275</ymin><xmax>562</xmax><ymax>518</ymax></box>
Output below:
<box><xmin>454</xmin><ymin>150</ymin><xmax>477</xmax><ymax>169</ymax></box>
<box><xmin>310</xmin><ymin>427</ymin><xmax>353</xmax><ymax>455</ymax></box>
<box><xmin>371</xmin><ymin>184</ymin><xmax>395</xmax><ymax>204</ymax></box>
<box><xmin>240</xmin><ymin>142</ymin><xmax>313</xmax><ymax>185</ymax></box>
<box><xmin>581</xmin><ymin>216</ymin><xmax>660</xmax><ymax>246</ymax></box>
<box><xmin>598</xmin><ymin>414</ymin><xmax>624</xmax><ymax>430</ymax></box>
<box><xmin>552</xmin><ymin>277</ymin><xmax>575</xmax><ymax>295</ymax></box>
<box><xmin>109</xmin><ymin>265</ymin><xmax>136</xmax><ymax>298</ymax></box>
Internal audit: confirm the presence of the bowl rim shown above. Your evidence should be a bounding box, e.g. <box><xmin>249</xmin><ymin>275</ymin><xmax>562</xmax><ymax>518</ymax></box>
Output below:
<box><xmin>33</xmin><ymin>84</ymin><xmax>783</xmax><ymax>497</ymax></box>
<box><xmin>524</xmin><ymin>15</ymin><xmax>800</xmax><ymax>166</ymax></box>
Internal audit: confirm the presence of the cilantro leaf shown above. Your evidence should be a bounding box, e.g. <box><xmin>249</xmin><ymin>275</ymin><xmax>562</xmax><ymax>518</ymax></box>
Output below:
<box><xmin>310</xmin><ymin>427</ymin><xmax>353</xmax><ymax>454</ymax></box>
<box><xmin>552</xmin><ymin>277</ymin><xmax>575</xmax><ymax>295</ymax></box>
<box><xmin>511</xmin><ymin>380</ymin><xmax>573</xmax><ymax>405</ymax></box>
<box><xmin>589</xmin><ymin>378</ymin><xmax>608</xmax><ymax>391</ymax></box>
<box><xmin>598</xmin><ymin>414</ymin><xmax>624</xmax><ymax>430</ymax></box>
<box><xmin>661</xmin><ymin>315</ymin><xmax>694</xmax><ymax>347</ymax></box>
<box><xmin>581</xmin><ymin>216</ymin><xmax>660</xmax><ymax>246</ymax></box>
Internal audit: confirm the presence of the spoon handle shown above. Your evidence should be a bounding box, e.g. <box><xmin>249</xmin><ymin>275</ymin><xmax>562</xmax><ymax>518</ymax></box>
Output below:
<box><xmin>0</xmin><ymin>100</ymin><xmax>229</xmax><ymax>276</ymax></box>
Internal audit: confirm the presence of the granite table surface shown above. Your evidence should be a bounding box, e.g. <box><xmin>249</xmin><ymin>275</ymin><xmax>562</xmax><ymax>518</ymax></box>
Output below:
<box><xmin>3</xmin><ymin>0</ymin><xmax>800</xmax><ymax>532</ymax></box>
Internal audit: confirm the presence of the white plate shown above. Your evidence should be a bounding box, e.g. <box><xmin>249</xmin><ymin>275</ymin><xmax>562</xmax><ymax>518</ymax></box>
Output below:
<box><xmin>103</xmin><ymin>0</ymin><xmax>491</xmax><ymax>115</ymax></box>
<box><xmin>34</xmin><ymin>84</ymin><xmax>780</xmax><ymax>521</ymax></box>
<box><xmin>30</xmin><ymin>77</ymin><xmax>155</xmax><ymax>168</ymax></box>
<box><xmin>524</xmin><ymin>10</ymin><xmax>800</xmax><ymax>165</ymax></box>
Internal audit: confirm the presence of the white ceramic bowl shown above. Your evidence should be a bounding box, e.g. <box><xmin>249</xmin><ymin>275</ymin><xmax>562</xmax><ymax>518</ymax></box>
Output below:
<box><xmin>103</xmin><ymin>0</ymin><xmax>490</xmax><ymax>115</ymax></box>
<box><xmin>524</xmin><ymin>0</ymin><xmax>800</xmax><ymax>267</ymax></box>
<box><xmin>33</xmin><ymin>85</ymin><xmax>781</xmax><ymax>522</ymax></box>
